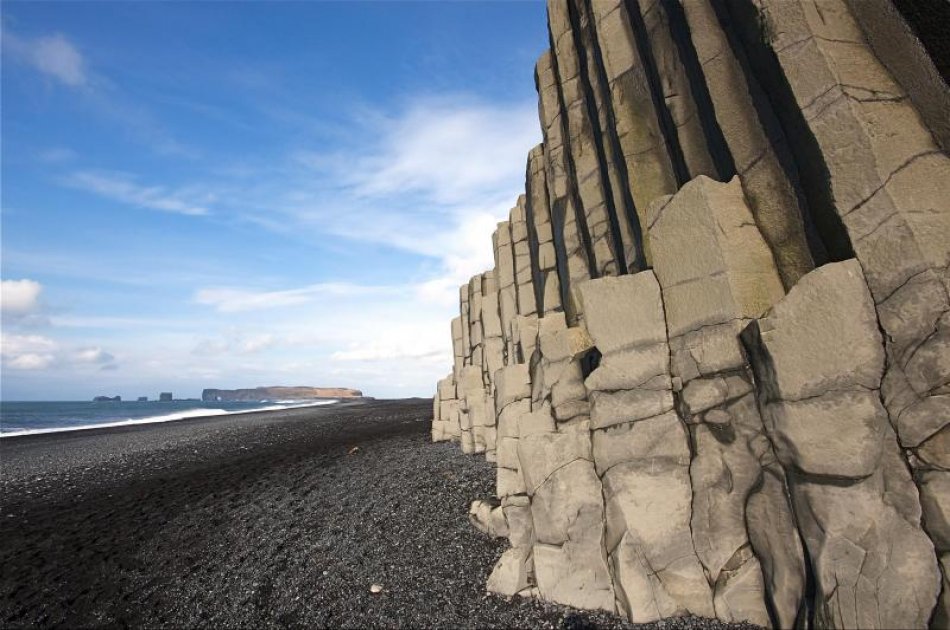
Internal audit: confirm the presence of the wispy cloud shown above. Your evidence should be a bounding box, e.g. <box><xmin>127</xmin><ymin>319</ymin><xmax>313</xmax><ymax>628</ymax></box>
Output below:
<box><xmin>194</xmin><ymin>282</ymin><xmax>398</xmax><ymax>313</ymax></box>
<box><xmin>66</xmin><ymin>170</ymin><xmax>211</xmax><ymax>216</ymax></box>
<box><xmin>3</xmin><ymin>30</ymin><xmax>87</xmax><ymax>86</ymax></box>
<box><xmin>336</xmin><ymin>95</ymin><xmax>539</xmax><ymax>205</ymax></box>
<box><xmin>275</xmin><ymin>94</ymin><xmax>540</xmax><ymax>303</ymax></box>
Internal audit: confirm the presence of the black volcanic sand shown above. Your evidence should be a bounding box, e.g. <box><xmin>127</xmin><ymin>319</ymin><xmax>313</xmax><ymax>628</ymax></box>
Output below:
<box><xmin>0</xmin><ymin>399</ymin><xmax>761</xmax><ymax>629</ymax></box>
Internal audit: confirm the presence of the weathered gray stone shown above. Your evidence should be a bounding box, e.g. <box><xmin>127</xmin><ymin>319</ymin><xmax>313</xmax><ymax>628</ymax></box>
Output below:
<box><xmin>743</xmin><ymin>260</ymin><xmax>940</xmax><ymax>628</ymax></box>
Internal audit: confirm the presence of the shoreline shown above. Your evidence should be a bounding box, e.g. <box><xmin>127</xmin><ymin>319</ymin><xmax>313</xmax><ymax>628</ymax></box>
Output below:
<box><xmin>0</xmin><ymin>398</ymin><xmax>356</xmax><ymax>439</ymax></box>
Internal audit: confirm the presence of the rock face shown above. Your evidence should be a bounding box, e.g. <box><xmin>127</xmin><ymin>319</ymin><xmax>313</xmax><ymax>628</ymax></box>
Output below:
<box><xmin>202</xmin><ymin>387</ymin><xmax>362</xmax><ymax>402</ymax></box>
<box><xmin>432</xmin><ymin>1</ymin><xmax>949</xmax><ymax>627</ymax></box>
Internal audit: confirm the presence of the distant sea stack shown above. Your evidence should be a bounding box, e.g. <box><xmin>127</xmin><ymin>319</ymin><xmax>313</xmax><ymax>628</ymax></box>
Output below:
<box><xmin>431</xmin><ymin>0</ymin><xmax>950</xmax><ymax>627</ymax></box>
<box><xmin>202</xmin><ymin>386</ymin><xmax>362</xmax><ymax>402</ymax></box>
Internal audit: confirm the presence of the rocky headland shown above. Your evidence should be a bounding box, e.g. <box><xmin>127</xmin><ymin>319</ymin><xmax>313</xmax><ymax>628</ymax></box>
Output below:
<box><xmin>432</xmin><ymin>1</ymin><xmax>950</xmax><ymax>628</ymax></box>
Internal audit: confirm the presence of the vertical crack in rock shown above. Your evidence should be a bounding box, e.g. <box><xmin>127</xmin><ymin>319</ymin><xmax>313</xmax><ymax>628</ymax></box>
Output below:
<box><xmin>622</xmin><ymin>0</ymin><xmax>690</xmax><ymax>186</ymax></box>
<box><xmin>717</xmin><ymin>0</ymin><xmax>855</xmax><ymax>265</ymax></box>
<box><xmin>741</xmin><ymin>260</ymin><xmax>940</xmax><ymax>629</ymax></box>
<box><xmin>657</xmin><ymin>0</ymin><xmax>736</xmax><ymax>183</ymax></box>
<box><xmin>647</xmin><ymin>176</ymin><xmax>804</xmax><ymax>628</ymax></box>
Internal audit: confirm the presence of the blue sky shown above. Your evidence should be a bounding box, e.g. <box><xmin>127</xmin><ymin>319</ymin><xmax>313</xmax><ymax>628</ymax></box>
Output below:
<box><xmin>1</xmin><ymin>1</ymin><xmax>548</xmax><ymax>400</ymax></box>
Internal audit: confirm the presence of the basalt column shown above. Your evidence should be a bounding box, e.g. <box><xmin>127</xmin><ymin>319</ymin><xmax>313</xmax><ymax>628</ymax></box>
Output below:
<box><xmin>429</xmin><ymin>0</ymin><xmax>949</xmax><ymax>626</ymax></box>
<box><xmin>734</xmin><ymin>0</ymin><xmax>950</xmax><ymax>620</ymax></box>
<box><xmin>536</xmin><ymin>50</ymin><xmax>594</xmax><ymax>324</ymax></box>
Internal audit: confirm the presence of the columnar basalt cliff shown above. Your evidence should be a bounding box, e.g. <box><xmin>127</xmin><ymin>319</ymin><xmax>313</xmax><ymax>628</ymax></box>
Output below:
<box><xmin>432</xmin><ymin>0</ymin><xmax>950</xmax><ymax>627</ymax></box>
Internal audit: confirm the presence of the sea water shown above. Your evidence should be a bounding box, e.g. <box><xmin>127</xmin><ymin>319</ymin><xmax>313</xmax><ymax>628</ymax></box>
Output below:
<box><xmin>0</xmin><ymin>399</ymin><xmax>337</xmax><ymax>437</ymax></box>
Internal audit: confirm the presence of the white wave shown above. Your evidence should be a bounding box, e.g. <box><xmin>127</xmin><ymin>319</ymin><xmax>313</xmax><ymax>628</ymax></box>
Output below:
<box><xmin>0</xmin><ymin>399</ymin><xmax>339</xmax><ymax>438</ymax></box>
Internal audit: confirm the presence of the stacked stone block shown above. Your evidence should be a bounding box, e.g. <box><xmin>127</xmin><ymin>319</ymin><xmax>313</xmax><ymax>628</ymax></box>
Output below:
<box><xmin>431</xmin><ymin>0</ymin><xmax>949</xmax><ymax>626</ymax></box>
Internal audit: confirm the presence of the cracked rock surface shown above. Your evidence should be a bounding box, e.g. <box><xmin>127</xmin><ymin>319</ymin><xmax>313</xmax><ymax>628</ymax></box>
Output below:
<box><xmin>432</xmin><ymin>1</ymin><xmax>949</xmax><ymax>627</ymax></box>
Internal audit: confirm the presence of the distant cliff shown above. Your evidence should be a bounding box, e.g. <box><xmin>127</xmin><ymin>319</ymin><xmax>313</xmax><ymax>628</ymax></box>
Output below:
<box><xmin>202</xmin><ymin>386</ymin><xmax>362</xmax><ymax>402</ymax></box>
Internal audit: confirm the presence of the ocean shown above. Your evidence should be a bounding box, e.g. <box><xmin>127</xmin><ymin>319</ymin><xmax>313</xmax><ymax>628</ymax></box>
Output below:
<box><xmin>0</xmin><ymin>399</ymin><xmax>338</xmax><ymax>437</ymax></box>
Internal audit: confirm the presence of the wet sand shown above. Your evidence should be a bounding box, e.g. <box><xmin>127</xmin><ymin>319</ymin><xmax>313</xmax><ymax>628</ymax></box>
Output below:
<box><xmin>0</xmin><ymin>399</ymin><xmax>758</xmax><ymax>629</ymax></box>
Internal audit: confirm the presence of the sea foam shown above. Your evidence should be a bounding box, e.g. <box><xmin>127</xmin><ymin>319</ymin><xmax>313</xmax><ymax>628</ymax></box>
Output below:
<box><xmin>0</xmin><ymin>400</ymin><xmax>338</xmax><ymax>438</ymax></box>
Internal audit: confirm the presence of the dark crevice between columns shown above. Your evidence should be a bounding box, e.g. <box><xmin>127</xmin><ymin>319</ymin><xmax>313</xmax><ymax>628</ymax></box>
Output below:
<box><xmin>548</xmin><ymin>26</ymin><xmax>599</xmax><ymax>281</ymax></box>
<box><xmin>891</xmin><ymin>0</ymin><xmax>950</xmax><ymax>84</ymax></box>
<box><xmin>714</xmin><ymin>0</ymin><xmax>854</xmax><ymax>266</ymax></box>
<box><xmin>623</xmin><ymin>0</ymin><xmax>691</xmax><ymax>188</ymax></box>
<box><xmin>581</xmin><ymin>0</ymin><xmax>648</xmax><ymax>273</ymax></box>
<box><xmin>566</xmin><ymin>0</ymin><xmax>629</xmax><ymax>275</ymax></box>
<box><xmin>659</xmin><ymin>0</ymin><xmax>736</xmax><ymax>182</ymax></box>
<box><xmin>535</xmin><ymin>64</ymin><xmax>573</xmax><ymax>319</ymax></box>
<box><xmin>524</xmin><ymin>162</ymin><xmax>545</xmax><ymax>317</ymax></box>
<box><xmin>550</xmin><ymin>196</ymin><xmax>574</xmax><ymax>318</ymax></box>
<box><xmin>740</xmin><ymin>320</ymin><xmax>817</xmax><ymax>629</ymax></box>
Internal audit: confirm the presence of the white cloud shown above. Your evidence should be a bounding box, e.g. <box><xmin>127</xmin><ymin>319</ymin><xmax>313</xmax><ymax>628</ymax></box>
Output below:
<box><xmin>1</xmin><ymin>333</ymin><xmax>57</xmax><ymax>371</ymax></box>
<box><xmin>7</xmin><ymin>353</ymin><xmax>56</xmax><ymax>370</ymax></box>
<box><xmin>73</xmin><ymin>347</ymin><xmax>115</xmax><ymax>365</ymax></box>
<box><xmin>278</xmin><ymin>95</ymin><xmax>540</xmax><ymax>308</ymax></box>
<box><xmin>66</xmin><ymin>171</ymin><xmax>211</xmax><ymax>216</ymax></box>
<box><xmin>1</xmin><ymin>332</ymin><xmax>119</xmax><ymax>372</ymax></box>
<box><xmin>4</xmin><ymin>30</ymin><xmax>86</xmax><ymax>86</ymax></box>
<box><xmin>1</xmin><ymin>279</ymin><xmax>43</xmax><ymax>316</ymax></box>
<box><xmin>194</xmin><ymin>282</ymin><xmax>396</xmax><ymax>313</ymax></box>
<box><xmin>343</xmin><ymin>96</ymin><xmax>540</xmax><ymax>205</ymax></box>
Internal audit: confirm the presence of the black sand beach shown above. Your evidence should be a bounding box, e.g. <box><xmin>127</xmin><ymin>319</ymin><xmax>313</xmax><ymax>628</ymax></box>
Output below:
<box><xmin>0</xmin><ymin>399</ymin><xmax>758</xmax><ymax>629</ymax></box>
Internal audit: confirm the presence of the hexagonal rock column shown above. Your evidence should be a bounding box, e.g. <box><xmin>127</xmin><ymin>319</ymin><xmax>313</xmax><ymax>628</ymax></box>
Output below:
<box><xmin>493</xmin><ymin>309</ymin><xmax>616</xmax><ymax>611</ymax></box>
<box><xmin>432</xmin><ymin>375</ymin><xmax>460</xmax><ymax>443</ymax></box>
<box><xmin>456</xmin><ymin>366</ymin><xmax>483</xmax><ymax>455</ymax></box>
<box><xmin>480</xmin><ymin>271</ymin><xmax>504</xmax><ymax>459</ymax></box>
<box><xmin>451</xmin><ymin>316</ymin><xmax>465</xmax><ymax>381</ymax></box>
<box><xmin>575</xmin><ymin>272</ymin><xmax>714</xmax><ymax>623</ymax></box>
<box><xmin>751</xmin><ymin>2</ymin><xmax>950</xmax><ymax>614</ymax></box>
<box><xmin>648</xmin><ymin>175</ymin><xmax>804</xmax><ymax>628</ymax></box>
<box><xmin>526</xmin><ymin>144</ymin><xmax>563</xmax><ymax>316</ymax></box>
<box><xmin>548</xmin><ymin>0</ymin><xmax>621</xmax><ymax>282</ymax></box>
<box><xmin>676</xmin><ymin>0</ymin><xmax>816</xmax><ymax>289</ymax></box>
<box><xmin>536</xmin><ymin>50</ymin><xmax>593</xmax><ymax>324</ymax></box>
<box><xmin>510</xmin><ymin>196</ymin><xmax>537</xmax><ymax>318</ymax></box>
<box><xmin>459</xmin><ymin>285</ymin><xmax>471</xmax><ymax>366</ymax></box>
<box><xmin>488</xmin><ymin>363</ymin><xmax>535</xmax><ymax>597</ymax></box>
<box><xmin>742</xmin><ymin>260</ymin><xmax>940</xmax><ymax>629</ymax></box>
<box><xmin>494</xmin><ymin>220</ymin><xmax>518</xmax><ymax>364</ymax></box>
<box><xmin>626</xmin><ymin>0</ymin><xmax>717</xmax><ymax>181</ymax></box>
<box><xmin>588</xmin><ymin>0</ymin><xmax>678</xmax><ymax>267</ymax></box>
